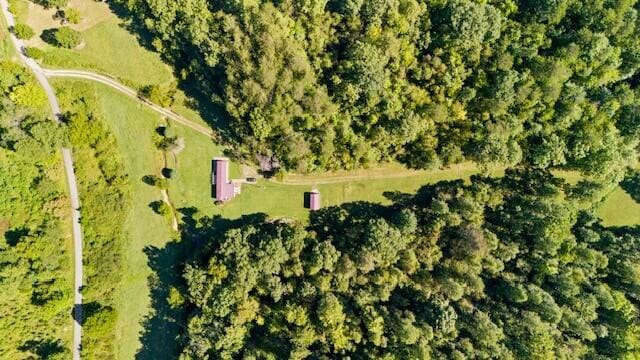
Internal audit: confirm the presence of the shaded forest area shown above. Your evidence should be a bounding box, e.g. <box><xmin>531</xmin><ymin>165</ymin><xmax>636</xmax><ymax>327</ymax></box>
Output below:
<box><xmin>113</xmin><ymin>0</ymin><xmax>638</xmax><ymax>174</ymax></box>
<box><xmin>141</xmin><ymin>169</ymin><xmax>640</xmax><ymax>359</ymax></box>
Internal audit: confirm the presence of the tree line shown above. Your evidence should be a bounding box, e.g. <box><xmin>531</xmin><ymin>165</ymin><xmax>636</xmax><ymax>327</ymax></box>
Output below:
<box><xmin>155</xmin><ymin>169</ymin><xmax>640</xmax><ymax>359</ymax></box>
<box><xmin>0</xmin><ymin>61</ymin><xmax>71</xmax><ymax>359</ymax></box>
<box><xmin>114</xmin><ymin>0</ymin><xmax>638</xmax><ymax>174</ymax></box>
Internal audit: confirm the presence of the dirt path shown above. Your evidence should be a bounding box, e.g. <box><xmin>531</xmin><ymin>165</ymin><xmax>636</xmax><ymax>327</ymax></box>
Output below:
<box><xmin>272</xmin><ymin>163</ymin><xmax>487</xmax><ymax>185</ymax></box>
<box><xmin>160</xmin><ymin>152</ymin><xmax>179</xmax><ymax>231</ymax></box>
<box><xmin>0</xmin><ymin>1</ymin><xmax>84</xmax><ymax>358</ymax></box>
<box><xmin>42</xmin><ymin>69</ymin><xmax>216</xmax><ymax>139</ymax></box>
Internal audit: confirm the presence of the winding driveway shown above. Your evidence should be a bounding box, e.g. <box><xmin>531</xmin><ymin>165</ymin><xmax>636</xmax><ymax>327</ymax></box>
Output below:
<box><xmin>43</xmin><ymin>69</ymin><xmax>217</xmax><ymax>139</ymax></box>
<box><xmin>0</xmin><ymin>1</ymin><xmax>83</xmax><ymax>359</ymax></box>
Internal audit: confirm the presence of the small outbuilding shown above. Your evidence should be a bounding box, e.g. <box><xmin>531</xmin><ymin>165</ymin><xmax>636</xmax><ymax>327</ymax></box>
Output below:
<box><xmin>309</xmin><ymin>189</ymin><xmax>321</xmax><ymax>211</ymax></box>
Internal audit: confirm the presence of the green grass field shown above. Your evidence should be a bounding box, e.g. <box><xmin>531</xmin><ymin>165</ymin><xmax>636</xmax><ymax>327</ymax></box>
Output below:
<box><xmin>43</xmin><ymin>18</ymin><xmax>173</xmax><ymax>89</ymax></box>
<box><xmin>14</xmin><ymin>0</ymin><xmax>172</xmax><ymax>89</ymax></box>
<box><xmin>51</xmin><ymin>78</ymin><xmax>175</xmax><ymax>359</ymax></box>
<box><xmin>597</xmin><ymin>186</ymin><xmax>640</xmax><ymax>227</ymax></box>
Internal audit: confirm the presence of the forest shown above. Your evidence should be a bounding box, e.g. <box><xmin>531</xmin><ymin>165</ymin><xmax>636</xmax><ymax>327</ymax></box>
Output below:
<box><xmin>0</xmin><ymin>61</ymin><xmax>71</xmax><ymax>358</ymax></box>
<box><xmin>114</xmin><ymin>0</ymin><xmax>639</xmax><ymax>174</ymax></box>
<box><xmin>163</xmin><ymin>169</ymin><xmax>640</xmax><ymax>359</ymax></box>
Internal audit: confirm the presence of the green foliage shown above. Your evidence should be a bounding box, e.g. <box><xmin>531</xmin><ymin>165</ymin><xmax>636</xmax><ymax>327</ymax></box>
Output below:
<box><xmin>9</xmin><ymin>82</ymin><xmax>47</xmax><ymax>109</ymax></box>
<box><xmin>150</xmin><ymin>200</ymin><xmax>171</xmax><ymax>216</ymax></box>
<box><xmin>53</xmin><ymin>27</ymin><xmax>82</xmax><ymax>49</ymax></box>
<box><xmin>143</xmin><ymin>174</ymin><xmax>168</xmax><ymax>189</ymax></box>
<box><xmin>82</xmin><ymin>304</ymin><xmax>117</xmax><ymax>359</ymax></box>
<box><xmin>0</xmin><ymin>62</ymin><xmax>71</xmax><ymax>358</ymax></box>
<box><xmin>175</xmin><ymin>170</ymin><xmax>640</xmax><ymax>359</ymax></box>
<box><xmin>167</xmin><ymin>287</ymin><xmax>184</xmax><ymax>309</ymax></box>
<box><xmin>153</xmin><ymin>125</ymin><xmax>184</xmax><ymax>152</ymax></box>
<box><xmin>64</xmin><ymin>8</ymin><xmax>81</xmax><ymax>24</ymax></box>
<box><xmin>57</xmin><ymin>84</ymin><xmax>129</xmax><ymax>358</ymax></box>
<box><xmin>621</xmin><ymin>169</ymin><xmax>640</xmax><ymax>203</ymax></box>
<box><xmin>24</xmin><ymin>46</ymin><xmax>45</xmax><ymax>60</ymax></box>
<box><xmin>141</xmin><ymin>83</ymin><xmax>176</xmax><ymax>107</ymax></box>
<box><xmin>31</xmin><ymin>0</ymin><xmax>68</xmax><ymax>9</ymax></box>
<box><xmin>112</xmin><ymin>0</ymin><xmax>639</xmax><ymax>174</ymax></box>
<box><xmin>12</xmin><ymin>23</ymin><xmax>35</xmax><ymax>40</ymax></box>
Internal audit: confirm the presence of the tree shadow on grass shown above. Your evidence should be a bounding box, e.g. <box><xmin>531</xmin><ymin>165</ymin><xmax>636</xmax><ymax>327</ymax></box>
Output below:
<box><xmin>135</xmin><ymin>211</ymin><xmax>270</xmax><ymax>359</ymax></box>
<box><xmin>104</xmin><ymin>1</ymin><xmax>237</xmax><ymax>146</ymax></box>
<box><xmin>18</xmin><ymin>339</ymin><xmax>67</xmax><ymax>359</ymax></box>
<box><xmin>620</xmin><ymin>169</ymin><xmax>640</xmax><ymax>203</ymax></box>
<box><xmin>40</xmin><ymin>28</ymin><xmax>58</xmax><ymax>46</ymax></box>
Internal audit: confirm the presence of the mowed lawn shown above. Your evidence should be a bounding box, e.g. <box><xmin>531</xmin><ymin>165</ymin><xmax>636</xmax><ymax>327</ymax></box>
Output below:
<box><xmin>597</xmin><ymin>186</ymin><xmax>640</xmax><ymax>227</ymax></box>
<box><xmin>15</xmin><ymin>0</ymin><xmax>173</xmax><ymax>89</ymax></box>
<box><xmin>42</xmin><ymin>18</ymin><xmax>174</xmax><ymax>89</ymax></box>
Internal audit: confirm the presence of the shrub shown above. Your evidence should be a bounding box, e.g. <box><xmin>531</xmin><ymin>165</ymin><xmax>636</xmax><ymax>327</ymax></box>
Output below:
<box><xmin>167</xmin><ymin>287</ymin><xmax>185</xmax><ymax>309</ymax></box>
<box><xmin>142</xmin><ymin>174</ymin><xmax>168</xmax><ymax>189</ymax></box>
<box><xmin>9</xmin><ymin>82</ymin><xmax>47</xmax><ymax>109</ymax></box>
<box><xmin>53</xmin><ymin>26</ymin><xmax>81</xmax><ymax>48</ymax></box>
<box><xmin>24</xmin><ymin>46</ymin><xmax>45</xmax><ymax>60</ymax></box>
<box><xmin>65</xmin><ymin>8</ymin><xmax>81</xmax><ymax>24</ymax></box>
<box><xmin>141</xmin><ymin>83</ymin><xmax>177</xmax><ymax>107</ymax></box>
<box><xmin>150</xmin><ymin>200</ymin><xmax>171</xmax><ymax>216</ymax></box>
<box><xmin>34</xmin><ymin>0</ymin><xmax>68</xmax><ymax>9</ymax></box>
<box><xmin>13</xmin><ymin>23</ymin><xmax>35</xmax><ymax>40</ymax></box>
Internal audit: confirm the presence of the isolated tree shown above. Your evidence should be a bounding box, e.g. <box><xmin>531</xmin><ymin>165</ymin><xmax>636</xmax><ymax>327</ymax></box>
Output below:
<box><xmin>23</xmin><ymin>47</ymin><xmax>45</xmax><ymax>60</ymax></box>
<box><xmin>65</xmin><ymin>8</ymin><xmax>81</xmax><ymax>24</ymax></box>
<box><xmin>141</xmin><ymin>83</ymin><xmax>176</xmax><ymax>107</ymax></box>
<box><xmin>53</xmin><ymin>27</ymin><xmax>81</xmax><ymax>48</ymax></box>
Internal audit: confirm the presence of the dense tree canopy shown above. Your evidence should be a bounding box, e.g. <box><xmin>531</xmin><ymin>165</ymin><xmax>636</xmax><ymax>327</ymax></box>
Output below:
<box><xmin>0</xmin><ymin>61</ymin><xmax>71</xmax><ymax>359</ymax></box>
<box><xmin>176</xmin><ymin>170</ymin><xmax>640</xmax><ymax>359</ymax></box>
<box><xmin>115</xmin><ymin>0</ymin><xmax>639</xmax><ymax>173</ymax></box>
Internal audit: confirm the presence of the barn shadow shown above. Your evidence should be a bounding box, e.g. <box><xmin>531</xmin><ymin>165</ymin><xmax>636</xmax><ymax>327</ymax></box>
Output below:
<box><xmin>303</xmin><ymin>192</ymin><xmax>311</xmax><ymax>209</ymax></box>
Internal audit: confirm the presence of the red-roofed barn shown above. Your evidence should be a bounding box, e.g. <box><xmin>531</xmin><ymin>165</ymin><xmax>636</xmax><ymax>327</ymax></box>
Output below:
<box><xmin>212</xmin><ymin>157</ymin><xmax>239</xmax><ymax>202</ymax></box>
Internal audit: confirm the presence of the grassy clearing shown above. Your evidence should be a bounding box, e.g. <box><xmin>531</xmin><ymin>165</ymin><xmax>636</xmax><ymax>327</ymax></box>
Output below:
<box><xmin>17</xmin><ymin>0</ymin><xmax>173</xmax><ymax>88</ymax></box>
<box><xmin>42</xmin><ymin>18</ymin><xmax>173</xmax><ymax>88</ymax></box>
<box><xmin>23</xmin><ymin>0</ymin><xmax>112</xmax><ymax>34</ymax></box>
<box><xmin>278</xmin><ymin>162</ymin><xmax>491</xmax><ymax>184</ymax></box>
<box><xmin>597</xmin><ymin>187</ymin><xmax>640</xmax><ymax>227</ymax></box>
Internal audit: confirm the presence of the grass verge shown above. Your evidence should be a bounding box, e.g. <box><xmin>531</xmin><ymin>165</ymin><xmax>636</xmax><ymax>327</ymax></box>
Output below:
<box><xmin>55</xmin><ymin>80</ymin><xmax>130</xmax><ymax>359</ymax></box>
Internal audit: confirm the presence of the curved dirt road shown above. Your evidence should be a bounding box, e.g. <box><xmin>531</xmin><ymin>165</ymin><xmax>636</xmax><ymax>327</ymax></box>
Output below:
<box><xmin>0</xmin><ymin>1</ymin><xmax>84</xmax><ymax>359</ymax></box>
<box><xmin>43</xmin><ymin>69</ymin><xmax>216</xmax><ymax>139</ymax></box>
